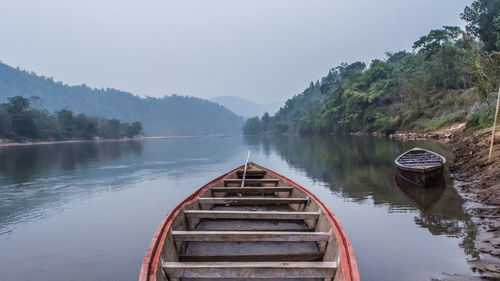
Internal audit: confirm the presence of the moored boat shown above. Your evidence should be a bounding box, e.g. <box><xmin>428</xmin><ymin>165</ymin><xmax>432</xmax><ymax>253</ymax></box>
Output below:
<box><xmin>139</xmin><ymin>162</ymin><xmax>360</xmax><ymax>281</ymax></box>
<box><xmin>395</xmin><ymin>148</ymin><xmax>446</xmax><ymax>187</ymax></box>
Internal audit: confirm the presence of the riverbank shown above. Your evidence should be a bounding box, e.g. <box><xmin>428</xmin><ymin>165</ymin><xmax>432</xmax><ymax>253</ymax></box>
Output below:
<box><xmin>448</xmin><ymin>127</ymin><xmax>500</xmax><ymax>279</ymax></box>
<box><xmin>392</xmin><ymin>124</ymin><xmax>500</xmax><ymax>280</ymax></box>
<box><xmin>0</xmin><ymin>135</ymin><xmax>230</xmax><ymax>147</ymax></box>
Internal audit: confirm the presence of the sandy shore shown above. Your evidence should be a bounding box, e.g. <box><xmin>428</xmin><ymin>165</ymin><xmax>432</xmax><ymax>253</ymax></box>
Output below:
<box><xmin>0</xmin><ymin>135</ymin><xmax>230</xmax><ymax>147</ymax></box>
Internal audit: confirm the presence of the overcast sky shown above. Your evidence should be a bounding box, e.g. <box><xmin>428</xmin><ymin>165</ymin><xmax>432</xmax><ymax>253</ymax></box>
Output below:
<box><xmin>0</xmin><ymin>0</ymin><xmax>472</xmax><ymax>103</ymax></box>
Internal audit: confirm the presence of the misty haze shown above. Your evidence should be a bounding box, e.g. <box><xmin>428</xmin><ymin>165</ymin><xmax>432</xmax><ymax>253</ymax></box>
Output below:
<box><xmin>1</xmin><ymin>1</ymin><xmax>500</xmax><ymax>281</ymax></box>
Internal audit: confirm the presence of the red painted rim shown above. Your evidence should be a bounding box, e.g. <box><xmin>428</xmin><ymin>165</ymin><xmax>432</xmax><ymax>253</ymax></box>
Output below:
<box><xmin>138</xmin><ymin>162</ymin><xmax>360</xmax><ymax>281</ymax></box>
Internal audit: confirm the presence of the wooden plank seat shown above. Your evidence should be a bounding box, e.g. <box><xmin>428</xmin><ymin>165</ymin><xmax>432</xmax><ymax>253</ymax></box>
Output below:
<box><xmin>184</xmin><ymin>210</ymin><xmax>320</xmax><ymax>220</ymax></box>
<box><xmin>195</xmin><ymin>219</ymin><xmax>314</xmax><ymax>231</ymax></box>
<box><xmin>184</xmin><ymin>241</ymin><xmax>320</xmax><ymax>256</ymax></box>
<box><xmin>179</xmin><ymin>251</ymin><xmax>325</xmax><ymax>262</ymax></box>
<box><xmin>210</xmin><ymin>186</ymin><xmax>293</xmax><ymax>194</ymax></box>
<box><xmin>162</xmin><ymin>261</ymin><xmax>337</xmax><ymax>279</ymax></box>
<box><xmin>236</xmin><ymin>170</ymin><xmax>267</xmax><ymax>179</ymax></box>
<box><xmin>223</xmin><ymin>178</ymin><xmax>280</xmax><ymax>186</ymax></box>
<box><xmin>171</xmin><ymin>231</ymin><xmax>330</xmax><ymax>242</ymax></box>
<box><xmin>198</xmin><ymin>197</ymin><xmax>309</xmax><ymax>205</ymax></box>
<box><xmin>224</xmin><ymin>178</ymin><xmax>279</xmax><ymax>183</ymax></box>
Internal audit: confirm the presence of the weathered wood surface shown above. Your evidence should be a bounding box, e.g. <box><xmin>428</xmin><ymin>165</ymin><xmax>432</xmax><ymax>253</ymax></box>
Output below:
<box><xmin>179</xmin><ymin>251</ymin><xmax>324</xmax><ymax>262</ymax></box>
<box><xmin>195</xmin><ymin>220</ymin><xmax>314</xmax><ymax>231</ymax></box>
<box><xmin>171</xmin><ymin>231</ymin><xmax>330</xmax><ymax>242</ymax></box>
<box><xmin>224</xmin><ymin>178</ymin><xmax>280</xmax><ymax>184</ymax></box>
<box><xmin>139</xmin><ymin>163</ymin><xmax>359</xmax><ymax>281</ymax></box>
<box><xmin>162</xmin><ymin>261</ymin><xmax>337</xmax><ymax>278</ymax></box>
<box><xmin>395</xmin><ymin>148</ymin><xmax>445</xmax><ymax>170</ymax></box>
<box><xmin>211</xmin><ymin>186</ymin><xmax>293</xmax><ymax>193</ymax></box>
<box><xmin>184</xmin><ymin>210</ymin><xmax>320</xmax><ymax>220</ymax></box>
<box><xmin>198</xmin><ymin>197</ymin><xmax>308</xmax><ymax>205</ymax></box>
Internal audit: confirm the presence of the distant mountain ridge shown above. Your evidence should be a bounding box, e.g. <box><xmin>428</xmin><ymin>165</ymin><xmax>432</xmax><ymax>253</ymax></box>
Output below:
<box><xmin>210</xmin><ymin>96</ymin><xmax>282</xmax><ymax>118</ymax></box>
<box><xmin>0</xmin><ymin>62</ymin><xmax>243</xmax><ymax>136</ymax></box>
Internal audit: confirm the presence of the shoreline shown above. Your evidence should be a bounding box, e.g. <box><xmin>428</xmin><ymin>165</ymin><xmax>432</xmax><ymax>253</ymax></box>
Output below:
<box><xmin>386</xmin><ymin>124</ymin><xmax>500</xmax><ymax>279</ymax></box>
<box><xmin>0</xmin><ymin>135</ymin><xmax>232</xmax><ymax>148</ymax></box>
<box><xmin>447</xmin><ymin>127</ymin><xmax>500</xmax><ymax>279</ymax></box>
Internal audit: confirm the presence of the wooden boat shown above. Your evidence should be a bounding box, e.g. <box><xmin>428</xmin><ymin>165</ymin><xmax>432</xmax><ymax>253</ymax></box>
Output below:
<box><xmin>139</xmin><ymin>162</ymin><xmax>359</xmax><ymax>281</ymax></box>
<box><xmin>394</xmin><ymin>148</ymin><xmax>446</xmax><ymax>187</ymax></box>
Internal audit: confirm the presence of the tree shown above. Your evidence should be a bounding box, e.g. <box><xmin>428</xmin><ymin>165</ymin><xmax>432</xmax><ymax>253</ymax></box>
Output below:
<box><xmin>126</xmin><ymin>121</ymin><xmax>143</xmax><ymax>137</ymax></box>
<box><xmin>7</xmin><ymin>96</ymin><xmax>37</xmax><ymax>138</ymax></box>
<box><xmin>412</xmin><ymin>26</ymin><xmax>462</xmax><ymax>56</ymax></box>
<box><xmin>56</xmin><ymin>109</ymin><xmax>75</xmax><ymax>138</ymax></box>
<box><xmin>104</xmin><ymin>119</ymin><xmax>121</xmax><ymax>139</ymax></box>
<box><xmin>461</xmin><ymin>0</ymin><xmax>500</xmax><ymax>51</ymax></box>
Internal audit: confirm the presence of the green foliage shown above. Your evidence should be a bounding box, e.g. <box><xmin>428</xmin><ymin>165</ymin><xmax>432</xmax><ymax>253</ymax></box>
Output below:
<box><xmin>461</xmin><ymin>0</ymin><xmax>500</xmax><ymax>51</ymax></box>
<box><xmin>468</xmin><ymin>104</ymin><xmax>496</xmax><ymax>130</ymax></box>
<box><xmin>467</xmin><ymin>93</ymin><xmax>498</xmax><ymax>130</ymax></box>
<box><xmin>0</xmin><ymin>96</ymin><xmax>143</xmax><ymax>141</ymax></box>
<box><xmin>244</xmin><ymin>21</ymin><xmax>497</xmax><ymax>135</ymax></box>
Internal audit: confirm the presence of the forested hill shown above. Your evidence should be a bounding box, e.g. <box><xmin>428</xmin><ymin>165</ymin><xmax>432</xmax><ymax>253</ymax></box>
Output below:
<box><xmin>0</xmin><ymin>62</ymin><xmax>243</xmax><ymax>136</ymax></box>
<box><xmin>244</xmin><ymin>0</ymin><xmax>500</xmax><ymax>135</ymax></box>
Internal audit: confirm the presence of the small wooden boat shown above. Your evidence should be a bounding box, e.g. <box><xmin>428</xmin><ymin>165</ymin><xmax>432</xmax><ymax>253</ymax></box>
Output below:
<box><xmin>139</xmin><ymin>162</ymin><xmax>359</xmax><ymax>281</ymax></box>
<box><xmin>395</xmin><ymin>148</ymin><xmax>446</xmax><ymax>187</ymax></box>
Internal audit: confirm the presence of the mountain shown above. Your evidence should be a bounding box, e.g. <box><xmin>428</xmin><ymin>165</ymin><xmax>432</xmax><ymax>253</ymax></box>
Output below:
<box><xmin>210</xmin><ymin>96</ymin><xmax>282</xmax><ymax>118</ymax></box>
<box><xmin>0</xmin><ymin>62</ymin><xmax>243</xmax><ymax>136</ymax></box>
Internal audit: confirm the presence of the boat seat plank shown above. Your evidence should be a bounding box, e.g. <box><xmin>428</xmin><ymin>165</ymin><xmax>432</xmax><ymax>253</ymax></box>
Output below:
<box><xmin>236</xmin><ymin>170</ymin><xmax>267</xmax><ymax>179</ymax></box>
<box><xmin>224</xmin><ymin>179</ymin><xmax>279</xmax><ymax>183</ymax></box>
<box><xmin>182</xmin><ymin>279</ymin><xmax>323</xmax><ymax>281</ymax></box>
<box><xmin>162</xmin><ymin>261</ymin><xmax>337</xmax><ymax>279</ymax></box>
<box><xmin>184</xmin><ymin>241</ymin><xmax>320</xmax><ymax>256</ymax></box>
<box><xmin>171</xmin><ymin>231</ymin><xmax>330</xmax><ymax>242</ymax></box>
<box><xmin>196</xmin><ymin>219</ymin><xmax>313</xmax><ymax>231</ymax></box>
<box><xmin>179</xmin><ymin>251</ymin><xmax>324</xmax><ymax>262</ymax></box>
<box><xmin>211</xmin><ymin>187</ymin><xmax>293</xmax><ymax>194</ymax></box>
<box><xmin>198</xmin><ymin>197</ymin><xmax>308</xmax><ymax>205</ymax></box>
<box><xmin>210</xmin><ymin>205</ymin><xmax>297</xmax><ymax>212</ymax></box>
<box><xmin>185</xmin><ymin>210</ymin><xmax>319</xmax><ymax>220</ymax></box>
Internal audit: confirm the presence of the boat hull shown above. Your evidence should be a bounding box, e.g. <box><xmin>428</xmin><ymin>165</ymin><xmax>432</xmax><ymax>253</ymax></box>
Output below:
<box><xmin>139</xmin><ymin>162</ymin><xmax>360</xmax><ymax>281</ymax></box>
<box><xmin>396</xmin><ymin>165</ymin><xmax>444</xmax><ymax>187</ymax></box>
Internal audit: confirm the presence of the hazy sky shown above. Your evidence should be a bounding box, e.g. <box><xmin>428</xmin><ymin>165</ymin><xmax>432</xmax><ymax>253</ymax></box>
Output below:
<box><xmin>0</xmin><ymin>0</ymin><xmax>472</xmax><ymax>103</ymax></box>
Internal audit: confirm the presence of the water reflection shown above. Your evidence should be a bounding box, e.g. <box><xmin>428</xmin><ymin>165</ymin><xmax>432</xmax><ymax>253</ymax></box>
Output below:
<box><xmin>0</xmin><ymin>137</ymin><xmax>242</xmax><ymax>236</ymax></box>
<box><xmin>0</xmin><ymin>136</ymin><xmax>480</xmax><ymax>281</ymax></box>
<box><xmin>396</xmin><ymin>176</ymin><xmax>446</xmax><ymax>213</ymax></box>
<box><xmin>0</xmin><ymin>142</ymin><xmax>143</xmax><ymax>182</ymax></box>
<box><xmin>244</xmin><ymin>135</ymin><xmax>478</xmax><ymax>258</ymax></box>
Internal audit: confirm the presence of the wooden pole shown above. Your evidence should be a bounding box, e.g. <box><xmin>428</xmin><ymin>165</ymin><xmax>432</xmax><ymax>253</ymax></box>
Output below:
<box><xmin>241</xmin><ymin>150</ymin><xmax>251</xmax><ymax>188</ymax></box>
<box><xmin>489</xmin><ymin>83</ymin><xmax>500</xmax><ymax>159</ymax></box>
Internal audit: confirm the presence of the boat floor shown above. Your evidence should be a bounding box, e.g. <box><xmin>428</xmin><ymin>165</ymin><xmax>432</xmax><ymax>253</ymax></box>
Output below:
<box><xmin>197</xmin><ymin>219</ymin><xmax>312</xmax><ymax>231</ymax></box>
<box><xmin>185</xmin><ymin>241</ymin><xmax>319</xmax><ymax>255</ymax></box>
<box><xmin>211</xmin><ymin>205</ymin><xmax>296</xmax><ymax>211</ymax></box>
<box><xmin>182</xmin><ymin>278</ymin><xmax>323</xmax><ymax>281</ymax></box>
<box><xmin>180</xmin><ymin>192</ymin><xmax>323</xmax><ymax>280</ymax></box>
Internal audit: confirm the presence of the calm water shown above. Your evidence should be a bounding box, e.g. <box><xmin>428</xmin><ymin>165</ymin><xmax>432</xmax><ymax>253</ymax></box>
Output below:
<box><xmin>0</xmin><ymin>136</ymin><xmax>477</xmax><ymax>281</ymax></box>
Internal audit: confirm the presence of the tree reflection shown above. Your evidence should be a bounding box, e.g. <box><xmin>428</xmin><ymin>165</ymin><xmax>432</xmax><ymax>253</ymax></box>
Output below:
<box><xmin>244</xmin><ymin>134</ymin><xmax>478</xmax><ymax>258</ymax></box>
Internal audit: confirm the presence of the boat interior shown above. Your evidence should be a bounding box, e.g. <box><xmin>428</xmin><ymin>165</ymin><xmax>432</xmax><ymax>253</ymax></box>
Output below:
<box><xmin>396</xmin><ymin>148</ymin><xmax>444</xmax><ymax>169</ymax></box>
<box><xmin>152</xmin><ymin>163</ymin><xmax>343</xmax><ymax>281</ymax></box>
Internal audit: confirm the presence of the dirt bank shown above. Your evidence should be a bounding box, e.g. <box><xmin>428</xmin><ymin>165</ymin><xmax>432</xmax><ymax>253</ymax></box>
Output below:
<box><xmin>449</xmin><ymin>127</ymin><xmax>500</xmax><ymax>279</ymax></box>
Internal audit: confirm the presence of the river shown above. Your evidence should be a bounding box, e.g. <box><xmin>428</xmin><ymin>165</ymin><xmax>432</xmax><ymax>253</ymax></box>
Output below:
<box><xmin>0</xmin><ymin>135</ymin><xmax>478</xmax><ymax>281</ymax></box>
